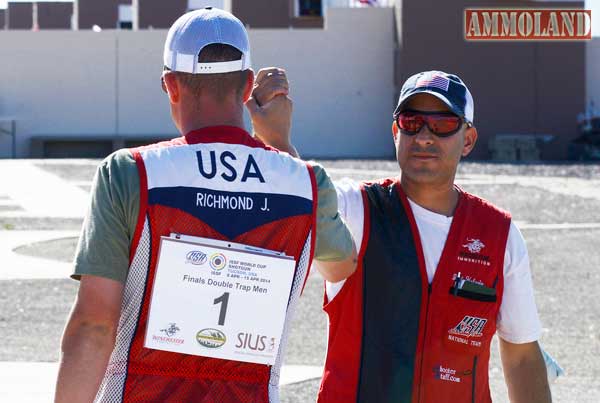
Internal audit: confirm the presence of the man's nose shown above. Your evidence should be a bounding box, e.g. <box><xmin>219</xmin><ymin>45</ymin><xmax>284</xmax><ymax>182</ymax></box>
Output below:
<box><xmin>413</xmin><ymin>125</ymin><xmax>435</xmax><ymax>146</ymax></box>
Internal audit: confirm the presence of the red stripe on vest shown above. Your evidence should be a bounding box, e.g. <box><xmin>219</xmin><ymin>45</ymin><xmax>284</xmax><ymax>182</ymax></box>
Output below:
<box><xmin>129</xmin><ymin>149</ymin><xmax>149</xmax><ymax>265</ymax></box>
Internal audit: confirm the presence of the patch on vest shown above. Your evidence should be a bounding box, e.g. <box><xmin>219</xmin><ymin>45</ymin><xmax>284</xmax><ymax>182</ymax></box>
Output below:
<box><xmin>458</xmin><ymin>237</ymin><xmax>491</xmax><ymax>266</ymax></box>
<box><xmin>433</xmin><ymin>364</ymin><xmax>462</xmax><ymax>383</ymax></box>
<box><xmin>448</xmin><ymin>315</ymin><xmax>487</xmax><ymax>338</ymax></box>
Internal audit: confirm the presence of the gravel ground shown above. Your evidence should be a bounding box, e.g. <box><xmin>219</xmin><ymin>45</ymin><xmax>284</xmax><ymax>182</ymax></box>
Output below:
<box><xmin>0</xmin><ymin>279</ymin><xmax>77</xmax><ymax>362</ymax></box>
<box><xmin>14</xmin><ymin>237</ymin><xmax>79</xmax><ymax>263</ymax></box>
<box><xmin>34</xmin><ymin>161</ymin><xmax>99</xmax><ymax>182</ymax></box>
<box><xmin>2</xmin><ymin>160</ymin><xmax>599</xmax><ymax>402</ymax></box>
<box><xmin>0</xmin><ymin>217</ymin><xmax>82</xmax><ymax>231</ymax></box>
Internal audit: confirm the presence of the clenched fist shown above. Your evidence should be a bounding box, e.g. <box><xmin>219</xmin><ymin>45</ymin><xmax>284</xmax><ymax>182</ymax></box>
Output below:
<box><xmin>246</xmin><ymin>67</ymin><xmax>297</xmax><ymax>156</ymax></box>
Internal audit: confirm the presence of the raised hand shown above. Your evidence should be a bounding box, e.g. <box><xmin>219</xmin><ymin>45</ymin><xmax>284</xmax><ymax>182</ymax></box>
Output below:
<box><xmin>246</xmin><ymin>67</ymin><xmax>298</xmax><ymax>156</ymax></box>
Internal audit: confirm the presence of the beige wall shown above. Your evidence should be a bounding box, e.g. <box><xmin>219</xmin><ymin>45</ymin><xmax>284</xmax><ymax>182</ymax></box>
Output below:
<box><xmin>0</xmin><ymin>8</ymin><xmax>396</xmax><ymax>158</ymax></box>
<box><xmin>0</xmin><ymin>31</ymin><xmax>118</xmax><ymax>158</ymax></box>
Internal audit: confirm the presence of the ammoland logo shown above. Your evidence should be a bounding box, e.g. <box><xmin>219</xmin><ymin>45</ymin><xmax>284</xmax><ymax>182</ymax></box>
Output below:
<box><xmin>196</xmin><ymin>328</ymin><xmax>227</xmax><ymax>349</ymax></box>
<box><xmin>465</xmin><ymin>9</ymin><xmax>591</xmax><ymax>41</ymax></box>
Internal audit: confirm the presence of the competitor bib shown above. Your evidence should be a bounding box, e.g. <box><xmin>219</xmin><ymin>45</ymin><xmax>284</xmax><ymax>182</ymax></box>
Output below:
<box><xmin>144</xmin><ymin>234</ymin><xmax>297</xmax><ymax>365</ymax></box>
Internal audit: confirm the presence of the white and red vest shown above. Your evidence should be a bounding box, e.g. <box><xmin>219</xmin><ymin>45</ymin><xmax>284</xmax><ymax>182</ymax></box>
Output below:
<box><xmin>94</xmin><ymin>126</ymin><xmax>317</xmax><ymax>403</ymax></box>
<box><xmin>318</xmin><ymin>178</ymin><xmax>511</xmax><ymax>403</ymax></box>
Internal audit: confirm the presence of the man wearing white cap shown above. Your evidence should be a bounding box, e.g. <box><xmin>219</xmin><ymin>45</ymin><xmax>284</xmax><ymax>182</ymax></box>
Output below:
<box><xmin>257</xmin><ymin>70</ymin><xmax>551</xmax><ymax>402</ymax></box>
<box><xmin>54</xmin><ymin>8</ymin><xmax>356</xmax><ymax>403</ymax></box>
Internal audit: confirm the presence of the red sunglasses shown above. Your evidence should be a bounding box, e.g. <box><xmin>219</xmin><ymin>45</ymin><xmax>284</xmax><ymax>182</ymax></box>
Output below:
<box><xmin>395</xmin><ymin>109</ymin><xmax>471</xmax><ymax>137</ymax></box>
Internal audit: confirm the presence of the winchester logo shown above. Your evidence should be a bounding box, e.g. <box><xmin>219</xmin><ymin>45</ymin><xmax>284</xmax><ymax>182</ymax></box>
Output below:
<box><xmin>160</xmin><ymin>323</ymin><xmax>180</xmax><ymax>337</ymax></box>
<box><xmin>449</xmin><ymin>316</ymin><xmax>488</xmax><ymax>338</ymax></box>
<box><xmin>152</xmin><ymin>323</ymin><xmax>184</xmax><ymax>345</ymax></box>
<box><xmin>459</xmin><ymin>238</ymin><xmax>490</xmax><ymax>266</ymax></box>
<box><xmin>465</xmin><ymin>9</ymin><xmax>591</xmax><ymax>41</ymax></box>
<box><xmin>463</xmin><ymin>238</ymin><xmax>485</xmax><ymax>254</ymax></box>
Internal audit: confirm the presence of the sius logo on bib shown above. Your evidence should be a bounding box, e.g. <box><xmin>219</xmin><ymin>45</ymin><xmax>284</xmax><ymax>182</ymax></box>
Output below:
<box><xmin>186</xmin><ymin>251</ymin><xmax>207</xmax><ymax>265</ymax></box>
<box><xmin>235</xmin><ymin>332</ymin><xmax>277</xmax><ymax>353</ymax></box>
<box><xmin>196</xmin><ymin>328</ymin><xmax>227</xmax><ymax>348</ymax></box>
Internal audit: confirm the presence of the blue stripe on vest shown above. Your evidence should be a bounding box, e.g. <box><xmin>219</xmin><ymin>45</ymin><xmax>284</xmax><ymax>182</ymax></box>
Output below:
<box><xmin>358</xmin><ymin>182</ymin><xmax>423</xmax><ymax>403</ymax></box>
<box><xmin>149</xmin><ymin>187</ymin><xmax>312</xmax><ymax>239</ymax></box>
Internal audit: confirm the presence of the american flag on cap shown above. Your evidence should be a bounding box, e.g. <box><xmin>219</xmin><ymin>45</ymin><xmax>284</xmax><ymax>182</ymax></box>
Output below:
<box><xmin>395</xmin><ymin>70</ymin><xmax>475</xmax><ymax>124</ymax></box>
<box><xmin>415</xmin><ymin>73</ymin><xmax>450</xmax><ymax>92</ymax></box>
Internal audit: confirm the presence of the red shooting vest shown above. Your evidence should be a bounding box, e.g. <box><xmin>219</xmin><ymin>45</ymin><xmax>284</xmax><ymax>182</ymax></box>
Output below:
<box><xmin>94</xmin><ymin>126</ymin><xmax>317</xmax><ymax>403</ymax></box>
<box><xmin>318</xmin><ymin>178</ymin><xmax>511</xmax><ymax>403</ymax></box>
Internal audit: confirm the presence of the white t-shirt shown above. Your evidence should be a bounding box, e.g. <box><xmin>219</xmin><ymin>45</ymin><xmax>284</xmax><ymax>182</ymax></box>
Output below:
<box><xmin>326</xmin><ymin>180</ymin><xmax>542</xmax><ymax>344</ymax></box>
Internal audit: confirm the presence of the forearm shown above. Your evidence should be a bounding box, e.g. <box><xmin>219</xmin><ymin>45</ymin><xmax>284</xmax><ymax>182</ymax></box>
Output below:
<box><xmin>501</xmin><ymin>341</ymin><xmax>551</xmax><ymax>403</ymax></box>
<box><xmin>314</xmin><ymin>243</ymin><xmax>357</xmax><ymax>283</ymax></box>
<box><xmin>54</xmin><ymin>321</ymin><xmax>116</xmax><ymax>403</ymax></box>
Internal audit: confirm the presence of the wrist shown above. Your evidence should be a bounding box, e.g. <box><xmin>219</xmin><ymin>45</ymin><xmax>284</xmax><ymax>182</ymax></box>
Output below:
<box><xmin>254</xmin><ymin>134</ymin><xmax>297</xmax><ymax>156</ymax></box>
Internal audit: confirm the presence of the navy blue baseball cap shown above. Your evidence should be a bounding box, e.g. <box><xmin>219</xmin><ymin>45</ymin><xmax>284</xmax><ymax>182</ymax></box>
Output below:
<box><xmin>394</xmin><ymin>70</ymin><xmax>474</xmax><ymax>125</ymax></box>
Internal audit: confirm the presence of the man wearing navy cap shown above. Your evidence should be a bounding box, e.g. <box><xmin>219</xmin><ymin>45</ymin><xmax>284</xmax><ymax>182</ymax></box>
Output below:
<box><xmin>258</xmin><ymin>70</ymin><xmax>551</xmax><ymax>403</ymax></box>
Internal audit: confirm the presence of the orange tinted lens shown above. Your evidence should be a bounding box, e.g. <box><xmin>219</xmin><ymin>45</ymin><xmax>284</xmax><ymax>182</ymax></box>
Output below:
<box><xmin>428</xmin><ymin>115</ymin><xmax>461</xmax><ymax>134</ymax></box>
<box><xmin>398</xmin><ymin>114</ymin><xmax>425</xmax><ymax>133</ymax></box>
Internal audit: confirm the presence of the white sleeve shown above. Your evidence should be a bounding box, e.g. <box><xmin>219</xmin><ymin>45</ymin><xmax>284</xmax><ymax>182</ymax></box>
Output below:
<box><xmin>496</xmin><ymin>221</ymin><xmax>543</xmax><ymax>344</ymax></box>
<box><xmin>324</xmin><ymin>179</ymin><xmax>364</xmax><ymax>303</ymax></box>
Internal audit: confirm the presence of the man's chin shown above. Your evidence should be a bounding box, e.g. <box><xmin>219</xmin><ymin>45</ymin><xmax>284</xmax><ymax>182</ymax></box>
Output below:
<box><xmin>401</xmin><ymin>167</ymin><xmax>443</xmax><ymax>184</ymax></box>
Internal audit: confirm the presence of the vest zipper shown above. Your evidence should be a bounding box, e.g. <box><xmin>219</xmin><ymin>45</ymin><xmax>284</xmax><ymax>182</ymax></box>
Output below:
<box><xmin>417</xmin><ymin>283</ymin><xmax>432</xmax><ymax>403</ymax></box>
<box><xmin>471</xmin><ymin>356</ymin><xmax>478</xmax><ymax>403</ymax></box>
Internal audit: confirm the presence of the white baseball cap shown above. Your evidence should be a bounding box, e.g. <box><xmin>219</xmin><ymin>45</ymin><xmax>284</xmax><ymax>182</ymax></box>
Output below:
<box><xmin>163</xmin><ymin>7</ymin><xmax>251</xmax><ymax>74</ymax></box>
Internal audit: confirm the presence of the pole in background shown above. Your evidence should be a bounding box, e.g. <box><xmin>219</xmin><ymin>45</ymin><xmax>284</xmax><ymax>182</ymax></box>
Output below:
<box><xmin>72</xmin><ymin>0</ymin><xmax>78</xmax><ymax>30</ymax></box>
<box><xmin>132</xmin><ymin>0</ymin><xmax>138</xmax><ymax>30</ymax></box>
<box><xmin>32</xmin><ymin>1</ymin><xmax>39</xmax><ymax>31</ymax></box>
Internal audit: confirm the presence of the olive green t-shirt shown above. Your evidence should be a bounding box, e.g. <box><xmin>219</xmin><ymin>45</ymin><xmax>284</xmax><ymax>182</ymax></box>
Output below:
<box><xmin>73</xmin><ymin>149</ymin><xmax>353</xmax><ymax>283</ymax></box>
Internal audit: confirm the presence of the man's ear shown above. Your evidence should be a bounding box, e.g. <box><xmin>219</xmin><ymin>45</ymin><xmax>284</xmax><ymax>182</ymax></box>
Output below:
<box><xmin>392</xmin><ymin>120</ymin><xmax>399</xmax><ymax>141</ymax></box>
<box><xmin>462</xmin><ymin>126</ymin><xmax>478</xmax><ymax>157</ymax></box>
<box><xmin>162</xmin><ymin>73</ymin><xmax>180</xmax><ymax>104</ymax></box>
<box><xmin>242</xmin><ymin>69</ymin><xmax>255</xmax><ymax>104</ymax></box>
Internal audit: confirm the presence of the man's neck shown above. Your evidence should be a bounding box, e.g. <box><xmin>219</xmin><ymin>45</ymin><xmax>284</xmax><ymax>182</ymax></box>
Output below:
<box><xmin>178</xmin><ymin>100</ymin><xmax>246</xmax><ymax>135</ymax></box>
<box><xmin>400</xmin><ymin>175</ymin><xmax>459</xmax><ymax>217</ymax></box>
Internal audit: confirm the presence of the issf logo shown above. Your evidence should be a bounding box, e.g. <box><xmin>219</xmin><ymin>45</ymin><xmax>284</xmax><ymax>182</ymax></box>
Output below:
<box><xmin>186</xmin><ymin>251</ymin><xmax>207</xmax><ymax>265</ymax></box>
<box><xmin>210</xmin><ymin>253</ymin><xmax>227</xmax><ymax>271</ymax></box>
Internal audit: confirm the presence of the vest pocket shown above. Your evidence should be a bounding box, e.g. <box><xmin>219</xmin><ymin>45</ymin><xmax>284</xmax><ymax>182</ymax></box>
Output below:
<box><xmin>448</xmin><ymin>286</ymin><xmax>497</xmax><ymax>302</ymax></box>
<box><xmin>442</xmin><ymin>293</ymin><xmax>496</xmax><ymax>355</ymax></box>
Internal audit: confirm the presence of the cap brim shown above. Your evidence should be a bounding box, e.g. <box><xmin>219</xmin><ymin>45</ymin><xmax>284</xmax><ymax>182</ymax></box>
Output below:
<box><xmin>395</xmin><ymin>89</ymin><xmax>464</xmax><ymax>119</ymax></box>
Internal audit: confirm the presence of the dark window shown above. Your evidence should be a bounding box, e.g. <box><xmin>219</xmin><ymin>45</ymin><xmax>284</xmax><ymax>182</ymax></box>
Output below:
<box><xmin>298</xmin><ymin>0</ymin><xmax>322</xmax><ymax>17</ymax></box>
<box><xmin>119</xmin><ymin>21</ymin><xmax>132</xmax><ymax>30</ymax></box>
